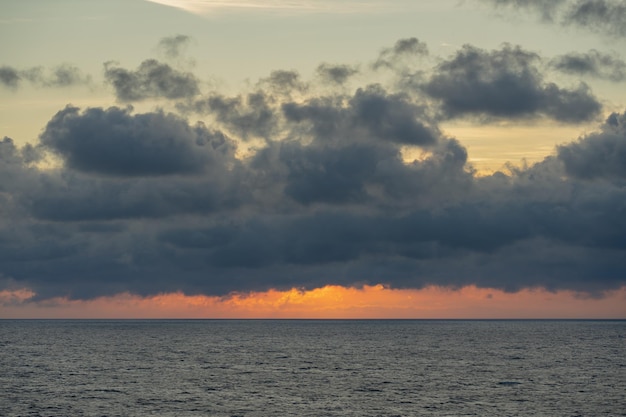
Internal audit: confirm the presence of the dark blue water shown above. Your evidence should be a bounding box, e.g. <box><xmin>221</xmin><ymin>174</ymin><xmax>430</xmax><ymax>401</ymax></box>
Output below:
<box><xmin>1</xmin><ymin>320</ymin><xmax>624</xmax><ymax>416</ymax></box>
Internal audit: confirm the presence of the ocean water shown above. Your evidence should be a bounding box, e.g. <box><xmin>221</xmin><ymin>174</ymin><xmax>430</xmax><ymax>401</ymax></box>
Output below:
<box><xmin>0</xmin><ymin>320</ymin><xmax>624</xmax><ymax>416</ymax></box>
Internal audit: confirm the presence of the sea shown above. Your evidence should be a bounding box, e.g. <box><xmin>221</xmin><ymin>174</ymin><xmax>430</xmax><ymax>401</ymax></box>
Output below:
<box><xmin>1</xmin><ymin>320</ymin><xmax>624</xmax><ymax>416</ymax></box>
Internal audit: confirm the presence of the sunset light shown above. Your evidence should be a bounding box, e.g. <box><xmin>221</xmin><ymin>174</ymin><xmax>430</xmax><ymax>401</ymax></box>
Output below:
<box><xmin>3</xmin><ymin>285</ymin><xmax>625</xmax><ymax>319</ymax></box>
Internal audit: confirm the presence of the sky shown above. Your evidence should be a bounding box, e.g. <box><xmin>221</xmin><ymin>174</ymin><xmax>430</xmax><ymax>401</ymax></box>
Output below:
<box><xmin>1</xmin><ymin>0</ymin><xmax>625</xmax><ymax>318</ymax></box>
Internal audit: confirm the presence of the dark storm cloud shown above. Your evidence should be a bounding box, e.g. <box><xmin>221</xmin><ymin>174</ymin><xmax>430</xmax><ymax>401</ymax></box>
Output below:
<box><xmin>0</xmin><ymin>137</ymin><xmax>40</xmax><ymax>200</ymax></box>
<box><xmin>104</xmin><ymin>59</ymin><xmax>200</xmax><ymax>101</ymax></box>
<box><xmin>161</xmin><ymin>188</ymin><xmax>626</xmax><ymax>267</ymax></box>
<box><xmin>0</xmin><ymin>137</ymin><xmax>28</xmax><ymax>190</ymax></box>
<box><xmin>551</xmin><ymin>50</ymin><xmax>626</xmax><ymax>82</ymax></box>
<box><xmin>248</xmin><ymin>130</ymin><xmax>470</xmax><ymax>209</ymax></box>
<box><xmin>373</xmin><ymin>37</ymin><xmax>428</xmax><ymax>70</ymax></box>
<box><xmin>1</xmin><ymin>40</ymin><xmax>626</xmax><ymax>300</ymax></box>
<box><xmin>151</xmin><ymin>164</ymin><xmax>626</xmax><ymax>294</ymax></box>
<box><xmin>40</xmin><ymin>105</ymin><xmax>236</xmax><ymax>176</ymax></box>
<box><xmin>348</xmin><ymin>86</ymin><xmax>440</xmax><ymax>145</ymax></box>
<box><xmin>10</xmin><ymin>104</ymin><xmax>247</xmax><ymax>224</ymax></box>
<box><xmin>282</xmin><ymin>85</ymin><xmax>441</xmax><ymax>146</ymax></box>
<box><xmin>23</xmin><ymin>172</ymin><xmax>242</xmax><ymax>222</ymax></box>
<box><xmin>158</xmin><ymin>34</ymin><xmax>192</xmax><ymax>59</ymax></box>
<box><xmin>2</xmin><ymin>105</ymin><xmax>626</xmax><ymax>297</ymax></box>
<box><xmin>422</xmin><ymin>44</ymin><xmax>602</xmax><ymax>122</ymax></box>
<box><xmin>316</xmin><ymin>63</ymin><xmax>359</xmax><ymax>85</ymax></box>
<box><xmin>480</xmin><ymin>0</ymin><xmax>626</xmax><ymax>37</ymax></box>
<box><xmin>0</xmin><ymin>64</ymin><xmax>90</xmax><ymax>89</ymax></box>
<box><xmin>558</xmin><ymin>111</ymin><xmax>626</xmax><ymax>179</ymax></box>
<box><xmin>276</xmin><ymin>142</ymin><xmax>396</xmax><ymax>205</ymax></box>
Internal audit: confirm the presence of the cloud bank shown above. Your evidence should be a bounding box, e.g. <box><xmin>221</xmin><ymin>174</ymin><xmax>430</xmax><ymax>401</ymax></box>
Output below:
<box><xmin>1</xmin><ymin>36</ymin><xmax>625</xmax><ymax>302</ymax></box>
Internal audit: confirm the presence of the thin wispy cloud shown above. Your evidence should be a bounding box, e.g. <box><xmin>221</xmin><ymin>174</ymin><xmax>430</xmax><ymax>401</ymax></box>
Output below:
<box><xmin>145</xmin><ymin>0</ymin><xmax>396</xmax><ymax>15</ymax></box>
<box><xmin>479</xmin><ymin>0</ymin><xmax>626</xmax><ymax>38</ymax></box>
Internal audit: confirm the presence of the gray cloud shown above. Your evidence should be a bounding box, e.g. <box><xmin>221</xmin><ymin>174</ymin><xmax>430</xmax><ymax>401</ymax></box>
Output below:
<box><xmin>24</xmin><ymin>172</ymin><xmax>243</xmax><ymax>222</ymax></box>
<box><xmin>558</xmin><ymin>111</ymin><xmax>626</xmax><ymax>179</ymax></box>
<box><xmin>104</xmin><ymin>59</ymin><xmax>200</xmax><ymax>101</ymax></box>
<box><xmin>259</xmin><ymin>70</ymin><xmax>308</xmax><ymax>95</ymax></box>
<box><xmin>160</xmin><ymin>187</ymin><xmax>626</xmax><ymax>270</ymax></box>
<box><xmin>484</xmin><ymin>0</ymin><xmax>568</xmax><ymax>20</ymax></box>
<box><xmin>564</xmin><ymin>0</ymin><xmax>626</xmax><ymax>38</ymax></box>
<box><xmin>1</xmin><ymin>102</ymin><xmax>625</xmax><ymax>298</ymax></box>
<box><xmin>40</xmin><ymin>105</ymin><xmax>236</xmax><ymax>176</ymax></box>
<box><xmin>0</xmin><ymin>64</ymin><xmax>90</xmax><ymax>89</ymax></box>
<box><xmin>277</xmin><ymin>142</ymin><xmax>397</xmax><ymax>205</ymax></box>
<box><xmin>422</xmin><ymin>44</ymin><xmax>602</xmax><ymax>122</ymax></box>
<box><xmin>158</xmin><ymin>34</ymin><xmax>192</xmax><ymax>60</ymax></box>
<box><xmin>282</xmin><ymin>85</ymin><xmax>441</xmax><ymax>146</ymax></box>
<box><xmin>551</xmin><ymin>50</ymin><xmax>626</xmax><ymax>82</ymax></box>
<box><xmin>373</xmin><ymin>37</ymin><xmax>429</xmax><ymax>70</ymax></box>
<box><xmin>0</xmin><ymin>137</ymin><xmax>41</xmax><ymax>203</ymax></box>
<box><xmin>316</xmin><ymin>63</ymin><xmax>359</xmax><ymax>85</ymax></box>
<box><xmin>1</xmin><ymin>39</ymin><xmax>625</xmax><ymax>300</ymax></box>
<box><xmin>480</xmin><ymin>0</ymin><xmax>626</xmax><ymax>38</ymax></box>
<box><xmin>188</xmin><ymin>91</ymin><xmax>278</xmax><ymax>139</ymax></box>
<box><xmin>46</xmin><ymin>64</ymin><xmax>91</xmax><ymax>87</ymax></box>
<box><xmin>0</xmin><ymin>137</ymin><xmax>28</xmax><ymax>193</ymax></box>
<box><xmin>0</xmin><ymin>67</ymin><xmax>20</xmax><ymax>88</ymax></box>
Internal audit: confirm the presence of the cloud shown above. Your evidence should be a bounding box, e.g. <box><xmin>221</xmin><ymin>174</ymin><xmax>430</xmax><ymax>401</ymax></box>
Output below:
<box><xmin>0</xmin><ymin>66</ymin><xmax>20</xmax><ymax>88</ymax></box>
<box><xmin>44</xmin><ymin>64</ymin><xmax>91</xmax><ymax>87</ymax></box>
<box><xmin>282</xmin><ymin>84</ymin><xmax>441</xmax><ymax>146</ymax></box>
<box><xmin>40</xmin><ymin>105</ymin><xmax>236</xmax><ymax>176</ymax></box>
<box><xmin>275</xmin><ymin>142</ymin><xmax>398</xmax><ymax>205</ymax></box>
<box><xmin>1</xmin><ymin>38</ymin><xmax>625</xmax><ymax>300</ymax></box>
<box><xmin>373</xmin><ymin>37</ymin><xmax>429</xmax><ymax>70</ymax></box>
<box><xmin>551</xmin><ymin>50</ymin><xmax>626</xmax><ymax>82</ymax></box>
<box><xmin>479</xmin><ymin>0</ymin><xmax>626</xmax><ymax>38</ymax></box>
<box><xmin>187</xmin><ymin>91</ymin><xmax>278</xmax><ymax>139</ymax></box>
<box><xmin>104</xmin><ymin>59</ymin><xmax>200</xmax><ymax>101</ymax></box>
<box><xmin>157</xmin><ymin>34</ymin><xmax>192</xmax><ymax>60</ymax></box>
<box><xmin>0</xmin><ymin>137</ymin><xmax>40</xmax><ymax>203</ymax></box>
<box><xmin>258</xmin><ymin>70</ymin><xmax>308</xmax><ymax>96</ymax></box>
<box><xmin>2</xmin><ymin>101</ymin><xmax>626</xmax><ymax>298</ymax></box>
<box><xmin>0</xmin><ymin>64</ymin><xmax>90</xmax><ymax>89</ymax></box>
<box><xmin>483</xmin><ymin>0</ymin><xmax>568</xmax><ymax>20</ymax></box>
<box><xmin>558</xmin><ymin>111</ymin><xmax>626</xmax><ymax>179</ymax></box>
<box><xmin>564</xmin><ymin>0</ymin><xmax>626</xmax><ymax>38</ymax></box>
<box><xmin>422</xmin><ymin>44</ymin><xmax>602</xmax><ymax>122</ymax></box>
<box><xmin>316</xmin><ymin>63</ymin><xmax>359</xmax><ymax>85</ymax></box>
<box><xmin>23</xmin><ymin>171</ymin><xmax>242</xmax><ymax>222</ymax></box>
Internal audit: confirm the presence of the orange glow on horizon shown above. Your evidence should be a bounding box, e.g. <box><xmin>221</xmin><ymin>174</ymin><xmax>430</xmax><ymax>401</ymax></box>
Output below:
<box><xmin>1</xmin><ymin>285</ymin><xmax>625</xmax><ymax>319</ymax></box>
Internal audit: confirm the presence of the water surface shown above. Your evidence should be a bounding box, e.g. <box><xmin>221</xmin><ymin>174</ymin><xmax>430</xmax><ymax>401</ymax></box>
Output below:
<box><xmin>1</xmin><ymin>320</ymin><xmax>624</xmax><ymax>416</ymax></box>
